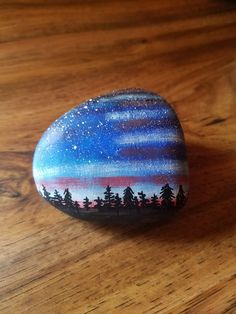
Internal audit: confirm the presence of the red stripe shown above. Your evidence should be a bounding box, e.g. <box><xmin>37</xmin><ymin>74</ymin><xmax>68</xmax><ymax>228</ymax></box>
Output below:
<box><xmin>36</xmin><ymin>175</ymin><xmax>188</xmax><ymax>189</ymax></box>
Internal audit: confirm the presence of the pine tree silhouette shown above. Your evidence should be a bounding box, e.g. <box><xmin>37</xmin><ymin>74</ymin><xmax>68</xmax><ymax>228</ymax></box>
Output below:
<box><xmin>138</xmin><ymin>191</ymin><xmax>149</xmax><ymax>208</ymax></box>
<box><xmin>176</xmin><ymin>185</ymin><xmax>186</xmax><ymax>208</ymax></box>
<box><xmin>42</xmin><ymin>185</ymin><xmax>51</xmax><ymax>201</ymax></box>
<box><xmin>83</xmin><ymin>197</ymin><xmax>92</xmax><ymax>210</ymax></box>
<box><xmin>53</xmin><ymin>189</ymin><xmax>63</xmax><ymax>207</ymax></box>
<box><xmin>94</xmin><ymin>196</ymin><xmax>103</xmax><ymax>210</ymax></box>
<box><xmin>133</xmin><ymin>196</ymin><xmax>140</xmax><ymax>213</ymax></box>
<box><xmin>160</xmin><ymin>184</ymin><xmax>175</xmax><ymax>208</ymax></box>
<box><xmin>64</xmin><ymin>188</ymin><xmax>73</xmax><ymax>207</ymax></box>
<box><xmin>123</xmin><ymin>186</ymin><xmax>134</xmax><ymax>209</ymax></box>
<box><xmin>150</xmin><ymin>193</ymin><xmax>159</xmax><ymax>208</ymax></box>
<box><xmin>39</xmin><ymin>182</ymin><xmax>183</xmax><ymax>217</ymax></box>
<box><xmin>114</xmin><ymin>193</ymin><xmax>122</xmax><ymax>216</ymax></box>
<box><xmin>104</xmin><ymin>185</ymin><xmax>115</xmax><ymax>209</ymax></box>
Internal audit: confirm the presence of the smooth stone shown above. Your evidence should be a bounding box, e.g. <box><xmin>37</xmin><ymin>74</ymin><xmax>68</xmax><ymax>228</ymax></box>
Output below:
<box><xmin>33</xmin><ymin>89</ymin><xmax>189</xmax><ymax>223</ymax></box>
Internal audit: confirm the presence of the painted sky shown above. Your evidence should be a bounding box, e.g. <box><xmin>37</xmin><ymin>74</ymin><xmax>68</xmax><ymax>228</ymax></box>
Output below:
<box><xmin>33</xmin><ymin>89</ymin><xmax>189</xmax><ymax>202</ymax></box>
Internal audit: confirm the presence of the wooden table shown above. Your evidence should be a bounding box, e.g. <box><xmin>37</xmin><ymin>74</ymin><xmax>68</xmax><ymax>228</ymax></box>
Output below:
<box><xmin>1</xmin><ymin>1</ymin><xmax>236</xmax><ymax>313</ymax></box>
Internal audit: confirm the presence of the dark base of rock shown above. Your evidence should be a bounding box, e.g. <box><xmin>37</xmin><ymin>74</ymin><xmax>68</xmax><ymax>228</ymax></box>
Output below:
<box><xmin>52</xmin><ymin>203</ymin><xmax>182</xmax><ymax>224</ymax></box>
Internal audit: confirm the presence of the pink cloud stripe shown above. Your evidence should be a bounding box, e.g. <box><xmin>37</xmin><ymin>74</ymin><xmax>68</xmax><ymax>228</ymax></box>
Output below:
<box><xmin>36</xmin><ymin>175</ymin><xmax>188</xmax><ymax>190</ymax></box>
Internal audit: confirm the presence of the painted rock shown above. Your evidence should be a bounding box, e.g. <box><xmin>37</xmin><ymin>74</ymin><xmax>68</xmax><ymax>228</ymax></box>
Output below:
<box><xmin>33</xmin><ymin>89</ymin><xmax>188</xmax><ymax>222</ymax></box>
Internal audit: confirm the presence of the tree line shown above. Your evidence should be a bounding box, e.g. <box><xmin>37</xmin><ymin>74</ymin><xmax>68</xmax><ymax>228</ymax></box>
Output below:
<box><xmin>40</xmin><ymin>184</ymin><xmax>186</xmax><ymax>216</ymax></box>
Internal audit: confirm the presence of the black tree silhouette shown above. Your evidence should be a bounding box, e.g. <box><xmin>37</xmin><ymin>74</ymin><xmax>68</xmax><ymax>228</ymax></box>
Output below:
<box><xmin>94</xmin><ymin>196</ymin><xmax>103</xmax><ymax>210</ymax></box>
<box><xmin>40</xmin><ymin>182</ymin><xmax>185</xmax><ymax>217</ymax></box>
<box><xmin>53</xmin><ymin>189</ymin><xmax>63</xmax><ymax>207</ymax></box>
<box><xmin>176</xmin><ymin>185</ymin><xmax>186</xmax><ymax>208</ymax></box>
<box><xmin>64</xmin><ymin>188</ymin><xmax>73</xmax><ymax>207</ymax></box>
<box><xmin>123</xmin><ymin>186</ymin><xmax>134</xmax><ymax>209</ymax></box>
<box><xmin>42</xmin><ymin>184</ymin><xmax>51</xmax><ymax>201</ymax></box>
<box><xmin>151</xmin><ymin>193</ymin><xmax>159</xmax><ymax>208</ymax></box>
<box><xmin>114</xmin><ymin>193</ymin><xmax>122</xmax><ymax>216</ymax></box>
<box><xmin>104</xmin><ymin>185</ymin><xmax>115</xmax><ymax>209</ymax></box>
<box><xmin>83</xmin><ymin>197</ymin><xmax>92</xmax><ymax>210</ymax></box>
<box><xmin>138</xmin><ymin>191</ymin><xmax>149</xmax><ymax>208</ymax></box>
<box><xmin>160</xmin><ymin>184</ymin><xmax>175</xmax><ymax>208</ymax></box>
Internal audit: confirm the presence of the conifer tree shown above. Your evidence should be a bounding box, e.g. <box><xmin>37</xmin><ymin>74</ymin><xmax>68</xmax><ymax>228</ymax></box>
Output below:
<box><xmin>123</xmin><ymin>186</ymin><xmax>134</xmax><ymax>208</ymax></box>
<box><xmin>94</xmin><ymin>196</ymin><xmax>103</xmax><ymax>210</ymax></box>
<box><xmin>138</xmin><ymin>191</ymin><xmax>149</xmax><ymax>208</ymax></box>
<box><xmin>151</xmin><ymin>193</ymin><xmax>159</xmax><ymax>208</ymax></box>
<box><xmin>83</xmin><ymin>197</ymin><xmax>92</xmax><ymax>210</ymax></box>
<box><xmin>42</xmin><ymin>185</ymin><xmax>51</xmax><ymax>201</ymax></box>
<box><xmin>176</xmin><ymin>185</ymin><xmax>186</xmax><ymax>208</ymax></box>
<box><xmin>53</xmin><ymin>189</ymin><xmax>63</xmax><ymax>206</ymax></box>
<box><xmin>104</xmin><ymin>185</ymin><xmax>115</xmax><ymax>209</ymax></box>
<box><xmin>160</xmin><ymin>183</ymin><xmax>175</xmax><ymax>208</ymax></box>
<box><xmin>63</xmin><ymin>188</ymin><xmax>73</xmax><ymax>207</ymax></box>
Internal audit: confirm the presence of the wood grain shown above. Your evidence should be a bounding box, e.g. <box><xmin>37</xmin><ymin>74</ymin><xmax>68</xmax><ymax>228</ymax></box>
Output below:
<box><xmin>0</xmin><ymin>1</ymin><xmax>236</xmax><ymax>313</ymax></box>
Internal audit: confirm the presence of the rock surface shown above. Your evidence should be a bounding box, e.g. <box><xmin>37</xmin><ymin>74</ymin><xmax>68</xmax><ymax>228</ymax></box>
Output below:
<box><xmin>33</xmin><ymin>89</ymin><xmax>188</xmax><ymax>222</ymax></box>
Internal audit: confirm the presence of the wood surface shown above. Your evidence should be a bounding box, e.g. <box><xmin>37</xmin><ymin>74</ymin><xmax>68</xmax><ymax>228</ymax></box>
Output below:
<box><xmin>0</xmin><ymin>1</ymin><xmax>236</xmax><ymax>313</ymax></box>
